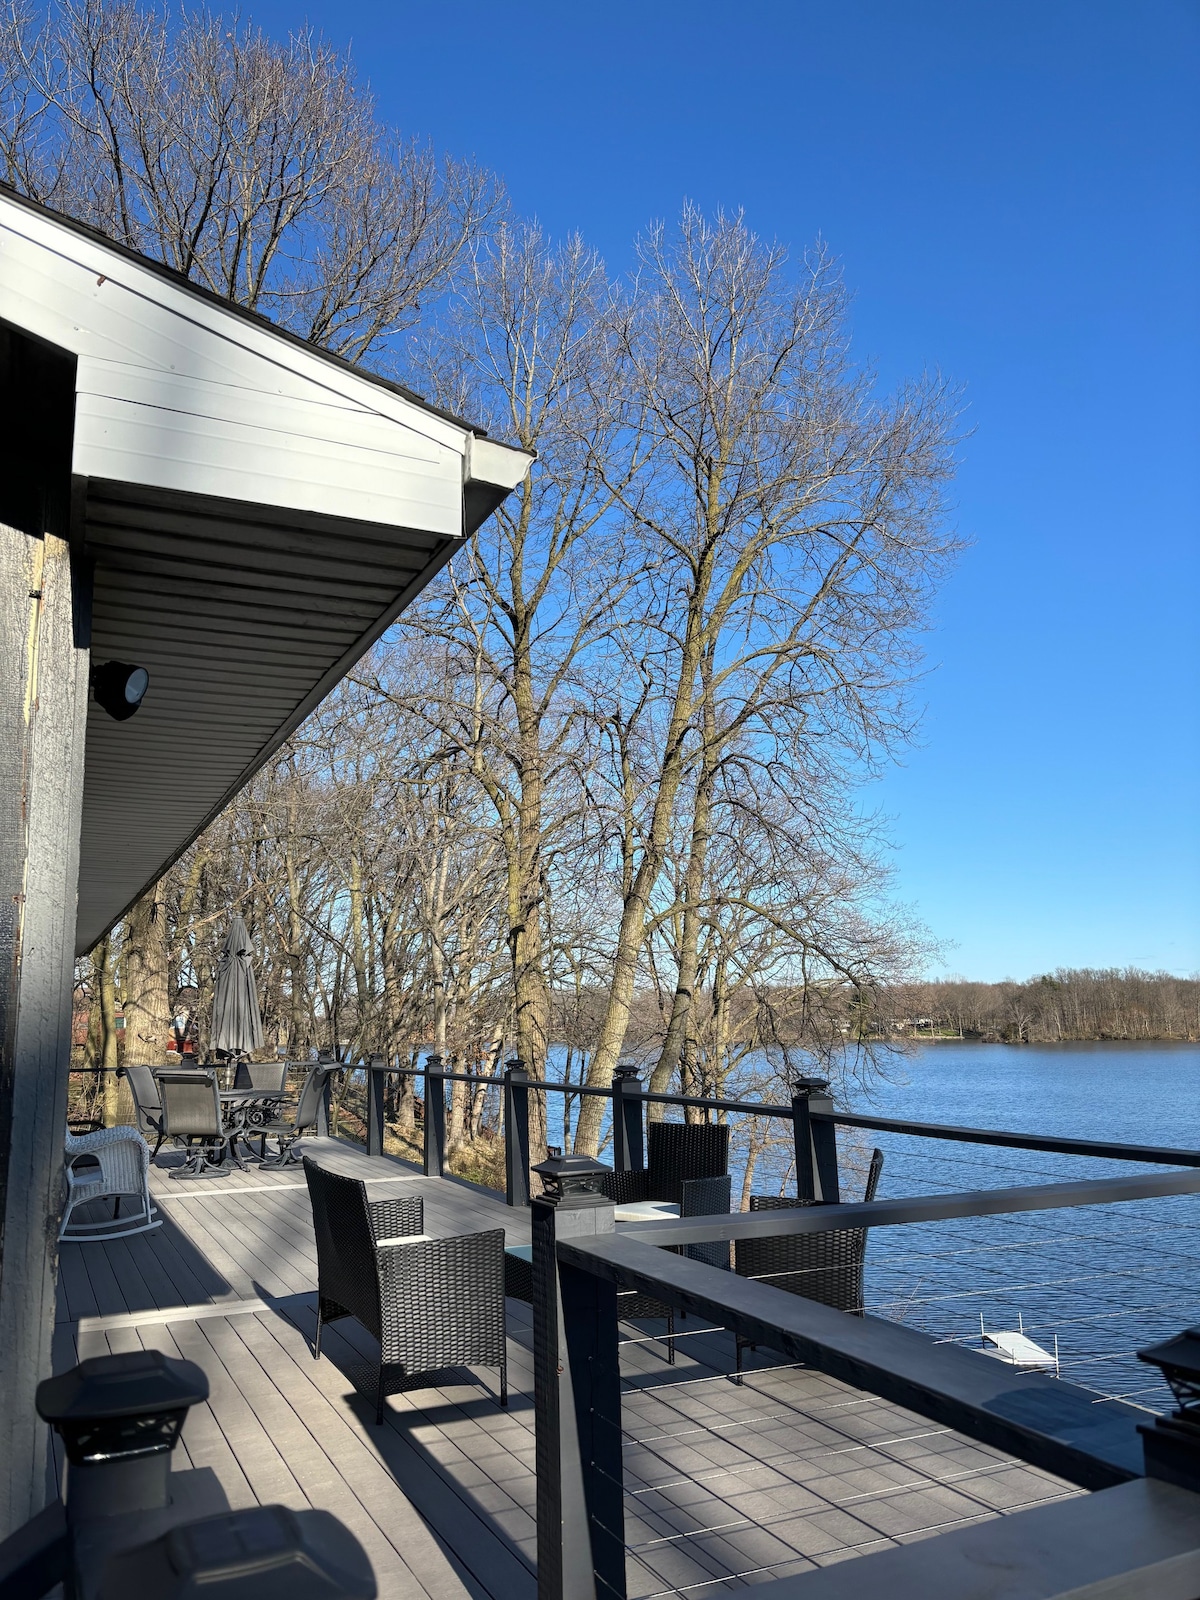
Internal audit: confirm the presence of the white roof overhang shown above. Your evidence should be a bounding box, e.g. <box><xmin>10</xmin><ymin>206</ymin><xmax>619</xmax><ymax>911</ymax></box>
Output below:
<box><xmin>0</xmin><ymin>188</ymin><xmax>532</xmax><ymax>952</ymax></box>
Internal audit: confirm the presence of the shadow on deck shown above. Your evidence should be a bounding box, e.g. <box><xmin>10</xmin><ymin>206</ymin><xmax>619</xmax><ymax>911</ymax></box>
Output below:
<box><xmin>53</xmin><ymin>1139</ymin><xmax>1076</xmax><ymax>1600</ymax></box>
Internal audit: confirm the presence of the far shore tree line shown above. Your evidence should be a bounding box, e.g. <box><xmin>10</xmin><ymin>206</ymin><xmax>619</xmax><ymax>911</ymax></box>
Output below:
<box><xmin>882</xmin><ymin>969</ymin><xmax>1200</xmax><ymax>1045</ymax></box>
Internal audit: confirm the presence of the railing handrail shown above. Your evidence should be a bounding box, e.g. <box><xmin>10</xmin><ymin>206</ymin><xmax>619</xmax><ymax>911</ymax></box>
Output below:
<box><xmin>345</xmin><ymin>1059</ymin><xmax>1200</xmax><ymax>1169</ymax></box>
<box><xmin>75</xmin><ymin>1055</ymin><xmax>1200</xmax><ymax>1169</ymax></box>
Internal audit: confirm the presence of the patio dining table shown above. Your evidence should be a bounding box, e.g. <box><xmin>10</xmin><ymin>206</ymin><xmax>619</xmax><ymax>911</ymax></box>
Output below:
<box><xmin>219</xmin><ymin>1087</ymin><xmax>289</xmax><ymax>1161</ymax></box>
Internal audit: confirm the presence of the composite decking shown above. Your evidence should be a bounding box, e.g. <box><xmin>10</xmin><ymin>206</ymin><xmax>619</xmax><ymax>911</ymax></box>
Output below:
<box><xmin>54</xmin><ymin>1139</ymin><xmax>1080</xmax><ymax>1600</ymax></box>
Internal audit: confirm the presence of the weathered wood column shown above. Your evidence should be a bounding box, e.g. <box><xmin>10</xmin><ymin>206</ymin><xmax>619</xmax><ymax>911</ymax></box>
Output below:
<box><xmin>0</xmin><ymin>326</ymin><xmax>86</xmax><ymax>1536</ymax></box>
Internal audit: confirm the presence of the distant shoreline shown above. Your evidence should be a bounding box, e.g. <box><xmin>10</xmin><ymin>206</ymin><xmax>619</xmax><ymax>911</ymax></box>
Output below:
<box><xmin>901</xmin><ymin>1033</ymin><xmax>1199</xmax><ymax>1045</ymax></box>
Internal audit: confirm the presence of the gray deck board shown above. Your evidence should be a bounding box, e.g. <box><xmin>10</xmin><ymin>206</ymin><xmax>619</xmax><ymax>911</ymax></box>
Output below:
<box><xmin>52</xmin><ymin>1136</ymin><xmax>1076</xmax><ymax>1600</ymax></box>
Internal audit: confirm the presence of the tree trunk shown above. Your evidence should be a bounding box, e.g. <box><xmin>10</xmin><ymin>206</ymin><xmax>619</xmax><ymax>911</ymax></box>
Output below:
<box><xmin>98</xmin><ymin>939</ymin><xmax>119</xmax><ymax>1125</ymax></box>
<box><xmin>572</xmin><ymin>587</ymin><xmax>709</xmax><ymax>1154</ymax></box>
<box><xmin>121</xmin><ymin>884</ymin><xmax>171</xmax><ymax>1065</ymax></box>
<box><xmin>649</xmin><ymin>646</ymin><xmax>718</xmax><ymax>1121</ymax></box>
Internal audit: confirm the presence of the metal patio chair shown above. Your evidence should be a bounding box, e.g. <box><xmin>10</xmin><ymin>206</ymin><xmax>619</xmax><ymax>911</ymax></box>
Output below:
<box><xmin>121</xmin><ymin>1063</ymin><xmax>167</xmax><ymax>1156</ymax></box>
<box><xmin>233</xmin><ymin>1060</ymin><xmax>289</xmax><ymax>1093</ymax></box>
<box><xmin>158</xmin><ymin>1069</ymin><xmax>244</xmax><ymax>1178</ymax></box>
<box><xmin>259</xmin><ymin>1065</ymin><xmax>332</xmax><ymax>1165</ymax></box>
<box><xmin>59</xmin><ymin>1126</ymin><xmax>160</xmax><ymax>1242</ymax></box>
<box><xmin>733</xmin><ymin>1148</ymin><xmax>885</xmax><ymax>1380</ymax></box>
<box><xmin>303</xmin><ymin>1157</ymin><xmax>507</xmax><ymax>1424</ymax></box>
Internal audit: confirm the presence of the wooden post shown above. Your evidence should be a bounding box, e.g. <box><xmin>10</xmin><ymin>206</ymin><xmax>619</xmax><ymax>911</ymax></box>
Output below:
<box><xmin>611</xmin><ymin>1064</ymin><xmax>644</xmax><ymax>1173</ymax></box>
<box><xmin>424</xmin><ymin>1055</ymin><xmax>446</xmax><ymax>1178</ymax></box>
<box><xmin>504</xmin><ymin>1058</ymin><xmax>531</xmax><ymax>1208</ymax></box>
<box><xmin>366</xmin><ymin>1054</ymin><xmax>386</xmax><ymax>1159</ymax></box>
<box><xmin>791</xmin><ymin>1078</ymin><xmax>841</xmax><ymax>1204</ymax></box>
<box><xmin>0</xmin><ymin>326</ymin><xmax>84</xmax><ymax>1538</ymax></box>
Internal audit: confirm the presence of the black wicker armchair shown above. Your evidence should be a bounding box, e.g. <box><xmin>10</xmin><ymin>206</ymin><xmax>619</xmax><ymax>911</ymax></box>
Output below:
<box><xmin>732</xmin><ymin>1149</ymin><xmax>884</xmax><ymax>1380</ymax></box>
<box><xmin>303</xmin><ymin>1158</ymin><xmax>507</xmax><ymax>1424</ymax></box>
<box><xmin>597</xmin><ymin>1123</ymin><xmax>733</xmax><ymax>1364</ymax></box>
<box><xmin>597</xmin><ymin>1121</ymin><xmax>730</xmax><ymax>1210</ymax></box>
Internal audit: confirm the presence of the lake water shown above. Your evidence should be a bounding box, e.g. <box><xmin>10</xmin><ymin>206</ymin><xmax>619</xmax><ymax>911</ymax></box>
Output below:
<box><xmin>839</xmin><ymin>1041</ymin><xmax>1200</xmax><ymax>1410</ymax></box>
<box><xmin>545</xmin><ymin>1039</ymin><xmax>1200</xmax><ymax>1407</ymax></box>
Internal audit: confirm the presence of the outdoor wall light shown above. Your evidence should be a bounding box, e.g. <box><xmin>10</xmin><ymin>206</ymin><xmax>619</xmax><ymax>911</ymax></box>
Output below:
<box><xmin>91</xmin><ymin>659</ymin><xmax>149</xmax><ymax>721</ymax></box>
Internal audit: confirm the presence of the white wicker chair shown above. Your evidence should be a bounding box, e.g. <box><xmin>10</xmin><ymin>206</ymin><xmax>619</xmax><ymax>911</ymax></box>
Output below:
<box><xmin>59</xmin><ymin>1127</ymin><xmax>160</xmax><ymax>1242</ymax></box>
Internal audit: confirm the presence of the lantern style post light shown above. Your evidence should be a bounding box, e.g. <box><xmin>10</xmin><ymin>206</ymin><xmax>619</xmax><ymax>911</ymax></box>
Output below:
<box><xmin>1137</xmin><ymin>1326</ymin><xmax>1200</xmax><ymax>1493</ymax></box>
<box><xmin>28</xmin><ymin>1350</ymin><xmax>376</xmax><ymax>1598</ymax></box>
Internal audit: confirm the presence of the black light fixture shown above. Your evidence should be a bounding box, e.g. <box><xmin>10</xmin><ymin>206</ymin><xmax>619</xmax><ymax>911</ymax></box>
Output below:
<box><xmin>91</xmin><ymin>659</ymin><xmax>149</xmax><ymax>721</ymax></box>
<box><xmin>1139</xmin><ymin>1325</ymin><xmax>1200</xmax><ymax>1410</ymax></box>
<box><xmin>1136</xmin><ymin>1325</ymin><xmax>1200</xmax><ymax>1492</ymax></box>
<box><xmin>531</xmin><ymin>1151</ymin><xmax>612</xmax><ymax>1204</ymax></box>
<box><xmin>36</xmin><ymin>1350</ymin><xmax>208</xmax><ymax>1520</ymax></box>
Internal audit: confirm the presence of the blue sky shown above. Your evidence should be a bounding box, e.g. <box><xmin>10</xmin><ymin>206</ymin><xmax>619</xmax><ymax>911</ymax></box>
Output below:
<box><xmin>252</xmin><ymin>0</ymin><xmax>1199</xmax><ymax>981</ymax></box>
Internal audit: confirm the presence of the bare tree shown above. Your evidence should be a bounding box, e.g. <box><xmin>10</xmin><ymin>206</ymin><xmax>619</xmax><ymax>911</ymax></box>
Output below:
<box><xmin>572</xmin><ymin>207</ymin><xmax>960</xmax><ymax>1152</ymax></box>
<box><xmin>1</xmin><ymin>0</ymin><xmax>495</xmax><ymax>359</ymax></box>
<box><xmin>377</xmin><ymin>223</ymin><xmax>640</xmax><ymax>1157</ymax></box>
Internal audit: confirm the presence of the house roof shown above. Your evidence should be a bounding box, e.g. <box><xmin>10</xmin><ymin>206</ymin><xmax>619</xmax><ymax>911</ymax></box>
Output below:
<box><xmin>0</xmin><ymin>183</ymin><xmax>482</xmax><ymax>436</ymax></box>
<box><xmin>0</xmin><ymin>186</ymin><xmax>532</xmax><ymax>953</ymax></box>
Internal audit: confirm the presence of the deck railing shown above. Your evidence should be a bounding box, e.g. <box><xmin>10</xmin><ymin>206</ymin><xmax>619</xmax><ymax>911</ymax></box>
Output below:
<box><xmin>538</xmin><ymin>1161</ymin><xmax>1200</xmax><ymax>1600</ymax></box>
<box><xmin>58</xmin><ymin>1052</ymin><xmax>1200</xmax><ymax>1597</ymax></box>
<box><xmin>340</xmin><ymin>1054</ymin><xmax>1200</xmax><ymax>1205</ymax></box>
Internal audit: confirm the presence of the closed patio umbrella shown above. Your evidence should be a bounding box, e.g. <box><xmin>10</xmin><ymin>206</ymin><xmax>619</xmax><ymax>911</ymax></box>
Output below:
<box><xmin>210</xmin><ymin>914</ymin><xmax>264</xmax><ymax>1056</ymax></box>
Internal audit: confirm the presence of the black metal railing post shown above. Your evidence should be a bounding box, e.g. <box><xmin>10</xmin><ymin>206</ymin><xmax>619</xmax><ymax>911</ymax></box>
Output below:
<box><xmin>791</xmin><ymin>1077</ymin><xmax>841</xmax><ymax>1203</ymax></box>
<box><xmin>612</xmin><ymin>1063</ymin><xmax>645</xmax><ymax>1173</ymax></box>
<box><xmin>531</xmin><ymin>1154</ymin><xmax>625</xmax><ymax>1600</ymax></box>
<box><xmin>505</xmin><ymin>1058</ymin><xmax>531</xmax><ymax>1208</ymax></box>
<box><xmin>366</xmin><ymin>1054</ymin><xmax>387</xmax><ymax>1159</ymax></box>
<box><xmin>424</xmin><ymin>1055</ymin><xmax>446</xmax><ymax>1178</ymax></box>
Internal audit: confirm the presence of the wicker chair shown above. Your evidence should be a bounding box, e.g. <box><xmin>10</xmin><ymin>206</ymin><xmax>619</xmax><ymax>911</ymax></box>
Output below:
<box><xmin>595</xmin><ymin>1125</ymin><xmax>733</xmax><ymax>1365</ymax></box>
<box><xmin>259</xmin><ymin>1066</ymin><xmax>330</xmax><ymax>1165</ymax></box>
<box><xmin>303</xmin><ymin>1158</ymin><xmax>507</xmax><ymax>1424</ymax></box>
<box><xmin>158</xmin><ymin>1069</ymin><xmax>243</xmax><ymax>1178</ymax></box>
<box><xmin>733</xmin><ymin>1149</ymin><xmax>885</xmax><ymax>1380</ymax></box>
<box><xmin>60</xmin><ymin>1127</ymin><xmax>159</xmax><ymax>1241</ymax></box>
<box><xmin>121</xmin><ymin>1064</ymin><xmax>166</xmax><ymax>1156</ymax></box>
<box><xmin>597</xmin><ymin>1121</ymin><xmax>730</xmax><ymax>1209</ymax></box>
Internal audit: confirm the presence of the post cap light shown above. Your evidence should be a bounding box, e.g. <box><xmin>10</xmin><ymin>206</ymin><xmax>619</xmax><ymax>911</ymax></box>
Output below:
<box><xmin>1138</xmin><ymin>1326</ymin><xmax>1200</xmax><ymax>1412</ymax></box>
<box><xmin>37</xmin><ymin>1350</ymin><xmax>208</xmax><ymax>1465</ymax></box>
<box><xmin>531</xmin><ymin>1151</ymin><xmax>612</xmax><ymax>1203</ymax></box>
<box><xmin>100</xmin><ymin>1505</ymin><xmax>377</xmax><ymax>1599</ymax></box>
<box><xmin>91</xmin><ymin>660</ymin><xmax>149</xmax><ymax>721</ymax></box>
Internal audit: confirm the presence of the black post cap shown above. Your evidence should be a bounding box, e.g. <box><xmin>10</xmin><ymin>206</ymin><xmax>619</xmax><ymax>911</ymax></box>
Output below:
<box><xmin>1138</xmin><ymin>1325</ymin><xmax>1200</xmax><ymax>1408</ymax></box>
<box><xmin>37</xmin><ymin>1351</ymin><xmax>208</xmax><ymax>1465</ymax></box>
<box><xmin>532</xmin><ymin>1151</ymin><xmax>612</xmax><ymax>1201</ymax></box>
<box><xmin>100</xmin><ymin>1505</ymin><xmax>376</xmax><ymax>1599</ymax></box>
